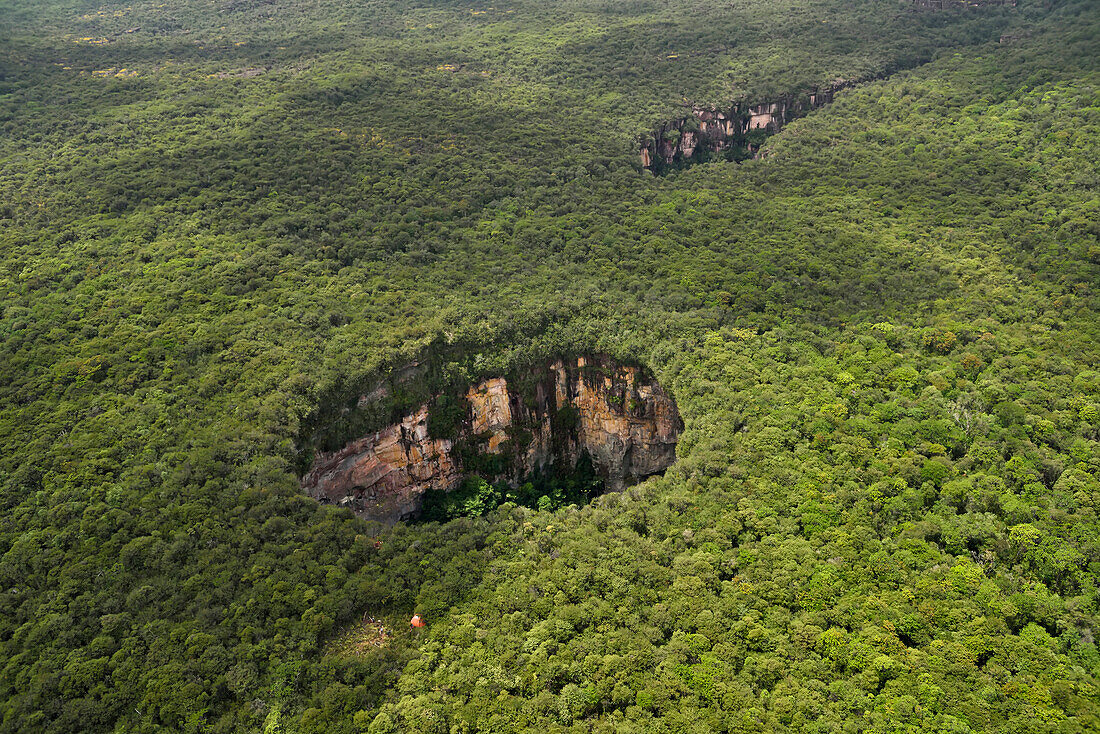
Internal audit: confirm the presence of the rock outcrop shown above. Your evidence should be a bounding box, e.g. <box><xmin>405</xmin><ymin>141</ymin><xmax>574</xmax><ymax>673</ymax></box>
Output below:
<box><xmin>912</xmin><ymin>0</ymin><xmax>1015</xmax><ymax>8</ymax></box>
<box><xmin>300</xmin><ymin>406</ymin><xmax>462</xmax><ymax>524</ymax></box>
<box><xmin>302</xmin><ymin>356</ymin><xmax>682</xmax><ymax>523</ymax></box>
<box><xmin>639</xmin><ymin>80</ymin><xmax>858</xmax><ymax>170</ymax></box>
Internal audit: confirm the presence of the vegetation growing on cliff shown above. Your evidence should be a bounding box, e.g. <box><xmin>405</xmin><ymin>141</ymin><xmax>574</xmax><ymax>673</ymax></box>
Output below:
<box><xmin>0</xmin><ymin>0</ymin><xmax>1098</xmax><ymax>731</ymax></box>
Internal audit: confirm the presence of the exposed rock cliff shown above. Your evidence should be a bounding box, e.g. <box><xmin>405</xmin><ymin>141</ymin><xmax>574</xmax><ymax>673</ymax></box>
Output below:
<box><xmin>300</xmin><ymin>406</ymin><xmax>462</xmax><ymax>524</ymax></box>
<box><xmin>639</xmin><ymin>80</ymin><xmax>857</xmax><ymax>170</ymax></box>
<box><xmin>302</xmin><ymin>356</ymin><xmax>681</xmax><ymax>523</ymax></box>
<box><xmin>912</xmin><ymin>0</ymin><xmax>1014</xmax><ymax>8</ymax></box>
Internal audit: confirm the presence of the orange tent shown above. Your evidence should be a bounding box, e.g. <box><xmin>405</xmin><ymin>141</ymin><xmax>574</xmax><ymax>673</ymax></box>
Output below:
<box><xmin>410</xmin><ymin>614</ymin><xmax>426</xmax><ymax>628</ymax></box>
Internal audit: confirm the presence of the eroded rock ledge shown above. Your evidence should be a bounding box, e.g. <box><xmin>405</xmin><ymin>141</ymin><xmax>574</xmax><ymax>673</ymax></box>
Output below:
<box><xmin>639</xmin><ymin>80</ymin><xmax>859</xmax><ymax>171</ymax></box>
<box><xmin>301</xmin><ymin>356</ymin><xmax>682</xmax><ymax>523</ymax></box>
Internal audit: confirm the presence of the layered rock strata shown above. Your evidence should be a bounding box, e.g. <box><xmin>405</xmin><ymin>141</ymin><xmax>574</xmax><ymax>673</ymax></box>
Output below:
<box><xmin>638</xmin><ymin>80</ymin><xmax>859</xmax><ymax>169</ymax></box>
<box><xmin>301</xmin><ymin>356</ymin><xmax>682</xmax><ymax>523</ymax></box>
<box><xmin>913</xmin><ymin>0</ymin><xmax>1015</xmax><ymax>8</ymax></box>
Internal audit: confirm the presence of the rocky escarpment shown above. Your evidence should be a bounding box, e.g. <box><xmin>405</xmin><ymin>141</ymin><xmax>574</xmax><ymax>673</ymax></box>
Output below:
<box><xmin>644</xmin><ymin>0</ymin><xmax>1018</xmax><ymax>173</ymax></box>
<box><xmin>912</xmin><ymin>0</ymin><xmax>1015</xmax><ymax>8</ymax></box>
<box><xmin>301</xmin><ymin>356</ymin><xmax>682</xmax><ymax>523</ymax></box>
<box><xmin>639</xmin><ymin>80</ymin><xmax>858</xmax><ymax>171</ymax></box>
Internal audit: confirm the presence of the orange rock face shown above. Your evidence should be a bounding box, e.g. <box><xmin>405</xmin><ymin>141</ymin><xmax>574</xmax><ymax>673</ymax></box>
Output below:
<box><xmin>467</xmin><ymin>378</ymin><xmax>512</xmax><ymax>453</ymax></box>
<box><xmin>301</xmin><ymin>406</ymin><xmax>461</xmax><ymax>522</ymax></box>
<box><xmin>555</xmin><ymin>358</ymin><xmax>681</xmax><ymax>491</ymax></box>
<box><xmin>302</xmin><ymin>356</ymin><xmax>681</xmax><ymax>522</ymax></box>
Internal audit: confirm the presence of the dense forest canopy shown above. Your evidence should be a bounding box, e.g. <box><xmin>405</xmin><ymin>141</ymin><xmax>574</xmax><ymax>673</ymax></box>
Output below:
<box><xmin>0</xmin><ymin>0</ymin><xmax>1098</xmax><ymax>731</ymax></box>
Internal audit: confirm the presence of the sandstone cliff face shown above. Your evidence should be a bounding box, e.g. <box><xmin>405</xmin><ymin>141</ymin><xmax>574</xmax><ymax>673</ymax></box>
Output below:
<box><xmin>302</xmin><ymin>356</ymin><xmax>681</xmax><ymax>523</ymax></box>
<box><xmin>300</xmin><ymin>406</ymin><xmax>462</xmax><ymax>523</ymax></box>
<box><xmin>912</xmin><ymin>0</ymin><xmax>1014</xmax><ymax>8</ymax></box>
<box><xmin>639</xmin><ymin>80</ymin><xmax>857</xmax><ymax>170</ymax></box>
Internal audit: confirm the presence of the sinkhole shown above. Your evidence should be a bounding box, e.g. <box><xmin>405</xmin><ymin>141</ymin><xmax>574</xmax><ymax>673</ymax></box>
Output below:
<box><xmin>300</xmin><ymin>354</ymin><xmax>682</xmax><ymax>523</ymax></box>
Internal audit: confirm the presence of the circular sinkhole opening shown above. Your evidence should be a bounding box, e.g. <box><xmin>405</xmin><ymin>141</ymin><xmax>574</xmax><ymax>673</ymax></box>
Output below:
<box><xmin>300</xmin><ymin>354</ymin><xmax>682</xmax><ymax>523</ymax></box>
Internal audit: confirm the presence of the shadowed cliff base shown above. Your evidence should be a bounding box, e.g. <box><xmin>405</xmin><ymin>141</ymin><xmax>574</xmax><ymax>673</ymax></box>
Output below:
<box><xmin>301</xmin><ymin>355</ymin><xmax>682</xmax><ymax>523</ymax></box>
